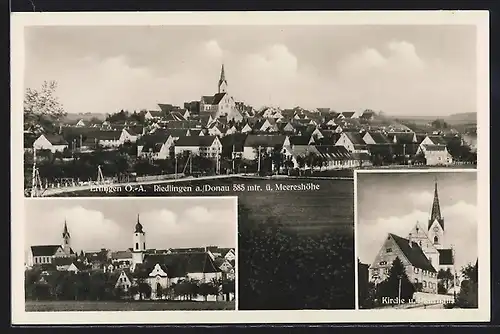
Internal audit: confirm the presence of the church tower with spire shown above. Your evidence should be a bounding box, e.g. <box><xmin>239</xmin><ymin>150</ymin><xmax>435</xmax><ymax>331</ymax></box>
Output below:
<box><xmin>132</xmin><ymin>214</ymin><xmax>146</xmax><ymax>266</ymax></box>
<box><xmin>62</xmin><ymin>220</ymin><xmax>71</xmax><ymax>255</ymax></box>
<box><xmin>427</xmin><ymin>179</ymin><xmax>445</xmax><ymax>249</ymax></box>
<box><xmin>218</xmin><ymin>64</ymin><xmax>228</xmax><ymax>94</ymax></box>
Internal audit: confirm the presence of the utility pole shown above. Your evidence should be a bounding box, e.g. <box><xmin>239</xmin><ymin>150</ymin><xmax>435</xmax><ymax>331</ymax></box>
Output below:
<box><xmin>175</xmin><ymin>155</ymin><xmax>178</xmax><ymax>179</ymax></box>
<box><xmin>257</xmin><ymin>145</ymin><xmax>261</xmax><ymax>173</ymax></box>
<box><xmin>31</xmin><ymin>149</ymin><xmax>37</xmax><ymax>198</ymax></box>
<box><xmin>232</xmin><ymin>144</ymin><xmax>235</xmax><ymax>173</ymax></box>
<box><xmin>189</xmin><ymin>152</ymin><xmax>192</xmax><ymax>175</ymax></box>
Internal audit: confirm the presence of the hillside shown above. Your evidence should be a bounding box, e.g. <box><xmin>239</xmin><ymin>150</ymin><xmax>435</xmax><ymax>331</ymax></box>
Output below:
<box><xmin>445</xmin><ymin>112</ymin><xmax>477</xmax><ymax>125</ymax></box>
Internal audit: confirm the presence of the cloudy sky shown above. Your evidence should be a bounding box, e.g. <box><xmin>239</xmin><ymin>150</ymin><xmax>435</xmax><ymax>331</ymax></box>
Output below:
<box><xmin>24</xmin><ymin>197</ymin><xmax>237</xmax><ymax>257</ymax></box>
<box><xmin>24</xmin><ymin>25</ymin><xmax>476</xmax><ymax>116</ymax></box>
<box><xmin>357</xmin><ymin>171</ymin><xmax>477</xmax><ymax>271</ymax></box>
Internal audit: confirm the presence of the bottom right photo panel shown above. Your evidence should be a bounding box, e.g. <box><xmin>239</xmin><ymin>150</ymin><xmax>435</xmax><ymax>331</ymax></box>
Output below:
<box><xmin>356</xmin><ymin>170</ymin><xmax>478</xmax><ymax>310</ymax></box>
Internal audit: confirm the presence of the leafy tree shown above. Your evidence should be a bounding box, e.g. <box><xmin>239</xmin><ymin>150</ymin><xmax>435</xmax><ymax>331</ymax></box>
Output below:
<box><xmin>375</xmin><ymin>257</ymin><xmax>415</xmax><ymax>302</ymax></box>
<box><xmin>438</xmin><ymin>268</ymin><xmax>454</xmax><ymax>292</ymax></box>
<box><xmin>156</xmin><ymin>283</ymin><xmax>163</xmax><ymax>300</ymax></box>
<box><xmin>137</xmin><ymin>280</ymin><xmax>152</xmax><ymax>300</ymax></box>
<box><xmin>24</xmin><ymin>80</ymin><xmax>66</xmax><ymax>134</ymax></box>
<box><xmin>456</xmin><ymin>260</ymin><xmax>478</xmax><ymax>308</ymax></box>
<box><xmin>198</xmin><ymin>282</ymin><xmax>216</xmax><ymax>301</ymax></box>
<box><xmin>431</xmin><ymin>119</ymin><xmax>449</xmax><ymax>130</ymax></box>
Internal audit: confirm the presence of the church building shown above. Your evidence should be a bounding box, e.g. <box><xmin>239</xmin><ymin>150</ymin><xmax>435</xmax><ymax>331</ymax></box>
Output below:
<box><xmin>28</xmin><ymin>221</ymin><xmax>76</xmax><ymax>266</ymax></box>
<box><xmin>368</xmin><ymin>180</ymin><xmax>456</xmax><ymax>295</ymax></box>
<box><xmin>199</xmin><ymin>64</ymin><xmax>243</xmax><ymax>122</ymax></box>
<box><xmin>129</xmin><ymin>215</ymin><xmax>224</xmax><ymax>300</ymax></box>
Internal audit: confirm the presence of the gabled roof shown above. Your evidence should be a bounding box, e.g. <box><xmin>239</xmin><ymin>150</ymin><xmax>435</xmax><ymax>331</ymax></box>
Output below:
<box><xmin>438</xmin><ymin>249</ymin><xmax>454</xmax><ymax>265</ymax></box>
<box><xmin>201</xmin><ymin>96</ymin><xmax>215</xmax><ymax>104</ymax></box>
<box><xmin>426</xmin><ymin>135</ymin><xmax>448</xmax><ymax>145</ymax></box>
<box><xmin>175</xmin><ymin>136</ymin><xmax>218</xmax><ymax>147</ymax></box>
<box><xmin>147</xmin><ymin>110</ymin><xmax>164</xmax><ymax>117</ymax></box>
<box><xmin>31</xmin><ymin>245</ymin><xmax>62</xmax><ymax>257</ymax></box>
<box><xmin>366</xmin><ymin>132</ymin><xmax>391</xmax><ymax>144</ymax></box>
<box><xmin>387</xmin><ymin>132</ymin><xmax>416</xmax><ymax>144</ymax></box>
<box><xmin>212</xmin><ymin>93</ymin><xmax>227</xmax><ymax>105</ymax></box>
<box><xmin>135</xmin><ymin>252</ymin><xmax>221</xmax><ymax>278</ymax></box>
<box><xmin>43</xmin><ymin>134</ymin><xmax>68</xmax><ymax>146</ymax></box>
<box><xmin>341</xmin><ymin>111</ymin><xmax>356</xmax><ymax>118</ymax></box>
<box><xmin>389</xmin><ymin>234</ymin><xmax>436</xmax><ymax>273</ymax></box>
<box><xmin>343</xmin><ymin>132</ymin><xmax>366</xmax><ymax>146</ymax></box>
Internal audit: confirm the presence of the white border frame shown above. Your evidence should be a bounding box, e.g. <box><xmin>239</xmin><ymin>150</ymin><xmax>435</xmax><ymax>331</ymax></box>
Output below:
<box><xmin>354</xmin><ymin>169</ymin><xmax>488</xmax><ymax>321</ymax></box>
<box><xmin>11</xmin><ymin>10</ymin><xmax>490</xmax><ymax>324</ymax></box>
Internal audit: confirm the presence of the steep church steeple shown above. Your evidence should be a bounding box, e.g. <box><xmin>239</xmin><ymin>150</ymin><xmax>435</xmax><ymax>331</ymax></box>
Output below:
<box><xmin>62</xmin><ymin>219</ymin><xmax>71</xmax><ymax>254</ymax></box>
<box><xmin>428</xmin><ymin>179</ymin><xmax>444</xmax><ymax>230</ymax></box>
<box><xmin>218</xmin><ymin>63</ymin><xmax>228</xmax><ymax>93</ymax></box>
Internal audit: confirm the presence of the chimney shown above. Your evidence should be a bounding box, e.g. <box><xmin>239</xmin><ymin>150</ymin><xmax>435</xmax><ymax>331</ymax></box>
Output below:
<box><xmin>408</xmin><ymin>233</ymin><xmax>413</xmax><ymax>248</ymax></box>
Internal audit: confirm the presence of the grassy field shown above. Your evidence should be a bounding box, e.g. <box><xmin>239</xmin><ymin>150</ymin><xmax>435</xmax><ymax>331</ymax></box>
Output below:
<box><xmin>25</xmin><ymin>300</ymin><xmax>235</xmax><ymax>312</ymax></box>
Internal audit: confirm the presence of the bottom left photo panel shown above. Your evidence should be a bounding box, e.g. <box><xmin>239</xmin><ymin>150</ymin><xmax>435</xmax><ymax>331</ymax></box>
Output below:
<box><xmin>23</xmin><ymin>196</ymin><xmax>237</xmax><ymax>312</ymax></box>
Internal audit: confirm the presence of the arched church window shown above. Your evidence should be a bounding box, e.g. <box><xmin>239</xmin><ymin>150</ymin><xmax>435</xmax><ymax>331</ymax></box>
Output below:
<box><xmin>143</xmin><ymin>242</ymin><xmax>145</xmax><ymax>249</ymax></box>
<box><xmin>434</xmin><ymin>236</ymin><xmax>439</xmax><ymax>243</ymax></box>
<box><xmin>135</xmin><ymin>242</ymin><xmax>139</xmax><ymax>250</ymax></box>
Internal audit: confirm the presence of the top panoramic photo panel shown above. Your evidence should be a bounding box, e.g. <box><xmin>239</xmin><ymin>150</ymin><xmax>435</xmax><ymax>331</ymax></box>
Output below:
<box><xmin>21</xmin><ymin>22</ymin><xmax>480</xmax><ymax>198</ymax></box>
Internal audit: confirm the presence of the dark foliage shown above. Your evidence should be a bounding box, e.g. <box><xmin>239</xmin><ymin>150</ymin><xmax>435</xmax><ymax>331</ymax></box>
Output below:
<box><xmin>238</xmin><ymin>204</ymin><xmax>354</xmax><ymax>310</ymax></box>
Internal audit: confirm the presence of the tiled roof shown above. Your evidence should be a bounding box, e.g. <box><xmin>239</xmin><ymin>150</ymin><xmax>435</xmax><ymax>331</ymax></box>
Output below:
<box><xmin>423</xmin><ymin>144</ymin><xmax>447</xmax><ymax>152</ymax></box>
<box><xmin>427</xmin><ymin>135</ymin><xmax>448</xmax><ymax>145</ymax></box>
<box><xmin>316</xmin><ymin>146</ymin><xmax>353</xmax><ymax>160</ymax></box>
<box><xmin>343</xmin><ymin>132</ymin><xmax>366</xmax><ymax>146</ymax></box>
<box><xmin>367</xmin><ymin>132</ymin><xmax>391</xmax><ymax>144</ymax></box>
<box><xmin>111</xmin><ymin>250</ymin><xmax>133</xmax><ymax>260</ymax></box>
<box><xmin>135</xmin><ymin>252</ymin><xmax>221</xmax><ymax>278</ymax></box>
<box><xmin>201</xmin><ymin>95</ymin><xmax>215</xmax><ymax>104</ymax></box>
<box><xmin>175</xmin><ymin>136</ymin><xmax>217</xmax><ymax>147</ymax></box>
<box><xmin>31</xmin><ymin>245</ymin><xmax>61</xmax><ymax>257</ymax></box>
<box><xmin>212</xmin><ymin>93</ymin><xmax>226</xmax><ymax>105</ymax></box>
<box><xmin>157</xmin><ymin>104</ymin><xmax>180</xmax><ymax>113</ymax></box>
<box><xmin>43</xmin><ymin>134</ymin><xmax>68</xmax><ymax>145</ymax></box>
<box><xmin>438</xmin><ymin>249</ymin><xmax>454</xmax><ymax>265</ymax></box>
<box><xmin>390</xmin><ymin>234</ymin><xmax>436</xmax><ymax>273</ymax></box>
<box><xmin>341</xmin><ymin>111</ymin><xmax>356</xmax><ymax>118</ymax></box>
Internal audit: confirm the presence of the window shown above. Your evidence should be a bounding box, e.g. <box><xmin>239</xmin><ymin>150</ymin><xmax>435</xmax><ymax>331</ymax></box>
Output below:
<box><xmin>386</xmin><ymin>248</ymin><xmax>392</xmax><ymax>253</ymax></box>
<box><xmin>434</xmin><ymin>236</ymin><xmax>439</xmax><ymax>243</ymax></box>
<box><xmin>415</xmin><ymin>278</ymin><xmax>419</xmax><ymax>283</ymax></box>
<box><xmin>135</xmin><ymin>242</ymin><xmax>139</xmax><ymax>250</ymax></box>
<box><xmin>414</xmin><ymin>267</ymin><xmax>419</xmax><ymax>274</ymax></box>
<box><xmin>379</xmin><ymin>261</ymin><xmax>387</xmax><ymax>266</ymax></box>
<box><xmin>143</xmin><ymin>242</ymin><xmax>145</xmax><ymax>249</ymax></box>
<box><xmin>423</xmin><ymin>281</ymin><xmax>427</xmax><ymax>288</ymax></box>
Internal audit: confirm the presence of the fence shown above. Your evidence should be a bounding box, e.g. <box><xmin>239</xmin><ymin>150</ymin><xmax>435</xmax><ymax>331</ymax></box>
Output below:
<box><xmin>413</xmin><ymin>292</ymin><xmax>454</xmax><ymax>305</ymax></box>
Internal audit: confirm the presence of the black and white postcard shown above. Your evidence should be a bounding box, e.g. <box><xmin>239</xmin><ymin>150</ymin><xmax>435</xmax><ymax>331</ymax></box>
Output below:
<box><xmin>11</xmin><ymin>11</ymin><xmax>490</xmax><ymax>324</ymax></box>
<box><xmin>24</xmin><ymin>197</ymin><xmax>237</xmax><ymax>312</ymax></box>
<box><xmin>356</xmin><ymin>171</ymin><xmax>478</xmax><ymax>310</ymax></box>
